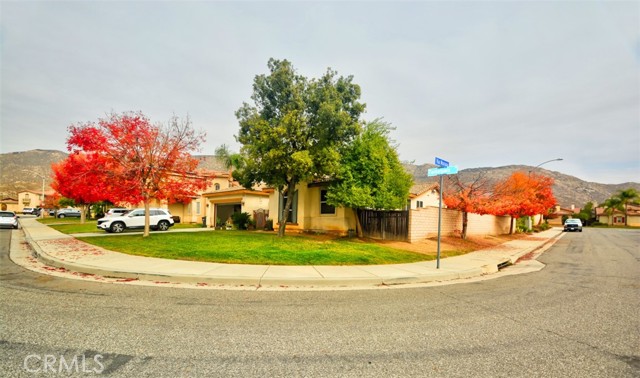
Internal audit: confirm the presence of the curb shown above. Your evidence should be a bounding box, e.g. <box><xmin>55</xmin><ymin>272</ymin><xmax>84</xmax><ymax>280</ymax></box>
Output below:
<box><xmin>20</xmin><ymin>220</ymin><xmax>564</xmax><ymax>289</ymax></box>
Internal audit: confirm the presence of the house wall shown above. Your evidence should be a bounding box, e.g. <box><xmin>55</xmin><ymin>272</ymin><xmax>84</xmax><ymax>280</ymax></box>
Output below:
<box><xmin>410</xmin><ymin>190</ymin><xmax>441</xmax><ymax>209</ymax></box>
<box><xmin>168</xmin><ymin>176</ymin><xmax>232</xmax><ymax>224</ymax></box>
<box><xmin>598</xmin><ymin>214</ymin><xmax>640</xmax><ymax>227</ymax></box>
<box><xmin>1</xmin><ymin>200</ymin><xmax>20</xmax><ymax>212</ymax></box>
<box><xmin>408</xmin><ymin>206</ymin><xmax>512</xmax><ymax>242</ymax></box>
<box><xmin>17</xmin><ymin>191</ymin><xmax>44</xmax><ymax>210</ymax></box>
<box><xmin>268</xmin><ymin>184</ymin><xmax>356</xmax><ymax>235</ymax></box>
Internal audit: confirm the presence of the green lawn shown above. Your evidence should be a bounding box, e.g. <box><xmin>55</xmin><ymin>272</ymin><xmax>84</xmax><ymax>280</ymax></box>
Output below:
<box><xmin>76</xmin><ymin>231</ymin><xmax>433</xmax><ymax>265</ymax></box>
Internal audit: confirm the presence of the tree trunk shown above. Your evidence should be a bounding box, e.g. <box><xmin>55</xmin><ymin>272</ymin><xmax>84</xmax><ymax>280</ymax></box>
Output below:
<box><xmin>143</xmin><ymin>200</ymin><xmax>151</xmax><ymax>237</ymax></box>
<box><xmin>80</xmin><ymin>204</ymin><xmax>87</xmax><ymax>224</ymax></box>
<box><xmin>509</xmin><ymin>216</ymin><xmax>515</xmax><ymax>234</ymax></box>
<box><xmin>277</xmin><ymin>183</ymin><xmax>296</xmax><ymax>237</ymax></box>
<box><xmin>353</xmin><ymin>208</ymin><xmax>363</xmax><ymax>238</ymax></box>
<box><xmin>461</xmin><ymin>211</ymin><xmax>468</xmax><ymax>240</ymax></box>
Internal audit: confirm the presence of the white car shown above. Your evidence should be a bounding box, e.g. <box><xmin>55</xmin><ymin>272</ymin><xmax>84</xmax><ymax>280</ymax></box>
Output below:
<box><xmin>0</xmin><ymin>211</ymin><xmax>19</xmax><ymax>229</ymax></box>
<box><xmin>97</xmin><ymin>208</ymin><xmax>174</xmax><ymax>233</ymax></box>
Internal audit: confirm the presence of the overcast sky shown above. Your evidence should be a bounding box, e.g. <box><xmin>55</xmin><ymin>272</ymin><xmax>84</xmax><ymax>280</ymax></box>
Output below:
<box><xmin>1</xmin><ymin>1</ymin><xmax>638</xmax><ymax>184</ymax></box>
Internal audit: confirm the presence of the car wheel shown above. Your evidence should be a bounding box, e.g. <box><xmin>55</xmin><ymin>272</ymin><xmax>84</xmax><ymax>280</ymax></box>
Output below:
<box><xmin>110</xmin><ymin>222</ymin><xmax>125</xmax><ymax>233</ymax></box>
<box><xmin>58</xmin><ymin>214</ymin><xmax>65</xmax><ymax>218</ymax></box>
<box><xmin>157</xmin><ymin>220</ymin><xmax>170</xmax><ymax>231</ymax></box>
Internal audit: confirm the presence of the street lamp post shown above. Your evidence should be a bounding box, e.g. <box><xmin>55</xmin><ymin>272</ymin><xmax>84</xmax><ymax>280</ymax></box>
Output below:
<box><xmin>530</xmin><ymin>158</ymin><xmax>563</xmax><ymax>172</ymax></box>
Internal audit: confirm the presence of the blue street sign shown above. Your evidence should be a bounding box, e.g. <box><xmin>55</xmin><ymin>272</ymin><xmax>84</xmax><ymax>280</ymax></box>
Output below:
<box><xmin>435</xmin><ymin>157</ymin><xmax>449</xmax><ymax>167</ymax></box>
<box><xmin>427</xmin><ymin>165</ymin><xmax>459</xmax><ymax>177</ymax></box>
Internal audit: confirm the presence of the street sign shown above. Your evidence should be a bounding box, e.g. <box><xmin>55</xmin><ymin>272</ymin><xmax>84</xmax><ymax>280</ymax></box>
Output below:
<box><xmin>435</xmin><ymin>157</ymin><xmax>449</xmax><ymax>167</ymax></box>
<box><xmin>427</xmin><ymin>165</ymin><xmax>458</xmax><ymax>177</ymax></box>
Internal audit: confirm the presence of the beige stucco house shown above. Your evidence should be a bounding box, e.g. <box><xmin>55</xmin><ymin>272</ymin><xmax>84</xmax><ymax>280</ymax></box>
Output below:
<box><xmin>266</xmin><ymin>182</ymin><xmax>357</xmax><ymax>235</ymax></box>
<box><xmin>202</xmin><ymin>186</ymin><xmax>270</xmax><ymax>228</ymax></box>
<box><xmin>596</xmin><ymin>204</ymin><xmax>640</xmax><ymax>226</ymax></box>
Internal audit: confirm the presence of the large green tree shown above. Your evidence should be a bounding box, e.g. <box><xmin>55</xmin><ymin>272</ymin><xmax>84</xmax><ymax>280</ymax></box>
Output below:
<box><xmin>235</xmin><ymin>59</ymin><xmax>365</xmax><ymax>236</ymax></box>
<box><xmin>326</xmin><ymin>120</ymin><xmax>413</xmax><ymax>236</ymax></box>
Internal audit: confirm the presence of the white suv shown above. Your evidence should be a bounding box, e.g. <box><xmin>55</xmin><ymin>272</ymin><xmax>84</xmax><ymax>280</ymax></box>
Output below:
<box><xmin>97</xmin><ymin>208</ymin><xmax>174</xmax><ymax>233</ymax></box>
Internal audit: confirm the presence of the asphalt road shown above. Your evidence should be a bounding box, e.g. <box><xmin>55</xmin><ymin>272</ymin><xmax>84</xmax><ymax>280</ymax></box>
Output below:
<box><xmin>1</xmin><ymin>228</ymin><xmax>638</xmax><ymax>377</ymax></box>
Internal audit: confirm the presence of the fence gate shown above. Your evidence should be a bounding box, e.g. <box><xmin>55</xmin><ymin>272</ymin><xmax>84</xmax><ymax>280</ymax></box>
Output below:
<box><xmin>358</xmin><ymin>209</ymin><xmax>409</xmax><ymax>241</ymax></box>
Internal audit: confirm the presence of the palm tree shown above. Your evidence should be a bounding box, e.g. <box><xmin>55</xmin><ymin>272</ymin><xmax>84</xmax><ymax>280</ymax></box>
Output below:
<box><xmin>214</xmin><ymin>144</ymin><xmax>244</xmax><ymax>185</ymax></box>
<box><xmin>602</xmin><ymin>197</ymin><xmax>623</xmax><ymax>226</ymax></box>
<box><xmin>615</xmin><ymin>188</ymin><xmax>639</xmax><ymax>226</ymax></box>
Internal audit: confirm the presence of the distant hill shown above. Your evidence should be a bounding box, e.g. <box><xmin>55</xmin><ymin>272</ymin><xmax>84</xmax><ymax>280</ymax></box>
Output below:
<box><xmin>1</xmin><ymin>150</ymin><xmax>638</xmax><ymax>208</ymax></box>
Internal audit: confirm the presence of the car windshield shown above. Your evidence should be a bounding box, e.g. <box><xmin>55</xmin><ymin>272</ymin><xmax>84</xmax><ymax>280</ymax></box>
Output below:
<box><xmin>0</xmin><ymin>212</ymin><xmax>15</xmax><ymax>217</ymax></box>
<box><xmin>565</xmin><ymin>219</ymin><xmax>580</xmax><ymax>224</ymax></box>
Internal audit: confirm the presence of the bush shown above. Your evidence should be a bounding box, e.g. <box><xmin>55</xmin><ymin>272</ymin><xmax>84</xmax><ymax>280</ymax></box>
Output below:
<box><xmin>231</xmin><ymin>212</ymin><xmax>251</xmax><ymax>230</ymax></box>
<box><xmin>264</xmin><ymin>219</ymin><xmax>274</xmax><ymax>231</ymax></box>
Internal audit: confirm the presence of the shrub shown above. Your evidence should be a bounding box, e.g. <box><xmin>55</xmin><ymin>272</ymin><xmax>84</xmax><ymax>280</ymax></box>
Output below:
<box><xmin>231</xmin><ymin>212</ymin><xmax>251</xmax><ymax>230</ymax></box>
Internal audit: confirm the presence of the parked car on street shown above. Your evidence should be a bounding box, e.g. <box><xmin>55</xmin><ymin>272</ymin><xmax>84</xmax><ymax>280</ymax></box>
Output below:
<box><xmin>56</xmin><ymin>208</ymin><xmax>82</xmax><ymax>218</ymax></box>
<box><xmin>0</xmin><ymin>211</ymin><xmax>19</xmax><ymax>229</ymax></box>
<box><xmin>563</xmin><ymin>218</ymin><xmax>583</xmax><ymax>232</ymax></box>
<box><xmin>97</xmin><ymin>208</ymin><xmax>174</xmax><ymax>233</ymax></box>
<box><xmin>105</xmin><ymin>208</ymin><xmax>129</xmax><ymax>217</ymax></box>
<box><xmin>21</xmin><ymin>207</ymin><xmax>40</xmax><ymax>215</ymax></box>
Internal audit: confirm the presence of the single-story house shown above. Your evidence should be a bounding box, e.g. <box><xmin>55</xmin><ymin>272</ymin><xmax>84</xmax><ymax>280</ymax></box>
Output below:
<box><xmin>266</xmin><ymin>182</ymin><xmax>357</xmax><ymax>236</ymax></box>
<box><xmin>596</xmin><ymin>204</ymin><xmax>640</xmax><ymax>226</ymax></box>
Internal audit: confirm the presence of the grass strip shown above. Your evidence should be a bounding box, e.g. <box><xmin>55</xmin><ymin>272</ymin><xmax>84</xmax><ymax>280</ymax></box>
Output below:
<box><xmin>76</xmin><ymin>231</ymin><xmax>433</xmax><ymax>266</ymax></box>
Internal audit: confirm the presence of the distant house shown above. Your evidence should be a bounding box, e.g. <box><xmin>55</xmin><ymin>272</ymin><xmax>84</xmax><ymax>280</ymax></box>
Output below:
<box><xmin>17</xmin><ymin>189</ymin><xmax>54</xmax><ymax>211</ymax></box>
<box><xmin>596</xmin><ymin>204</ymin><xmax>640</xmax><ymax>227</ymax></box>
<box><xmin>0</xmin><ymin>197</ymin><xmax>19</xmax><ymax>212</ymax></box>
<box><xmin>409</xmin><ymin>183</ymin><xmax>441</xmax><ymax>209</ymax></box>
<box><xmin>547</xmin><ymin>205</ymin><xmax>580</xmax><ymax>225</ymax></box>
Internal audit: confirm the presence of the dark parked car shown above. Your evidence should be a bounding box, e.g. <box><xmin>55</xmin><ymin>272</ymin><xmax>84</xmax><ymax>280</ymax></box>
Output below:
<box><xmin>56</xmin><ymin>208</ymin><xmax>81</xmax><ymax>218</ymax></box>
<box><xmin>563</xmin><ymin>218</ymin><xmax>583</xmax><ymax>232</ymax></box>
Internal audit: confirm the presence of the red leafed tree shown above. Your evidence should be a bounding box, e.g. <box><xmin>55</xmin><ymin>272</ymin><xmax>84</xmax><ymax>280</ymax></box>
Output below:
<box><xmin>444</xmin><ymin>173</ymin><xmax>491</xmax><ymax>239</ymax></box>
<box><xmin>51</xmin><ymin>152</ymin><xmax>112</xmax><ymax>223</ymax></box>
<box><xmin>64</xmin><ymin>112</ymin><xmax>209</xmax><ymax>236</ymax></box>
<box><xmin>489</xmin><ymin>171</ymin><xmax>556</xmax><ymax>233</ymax></box>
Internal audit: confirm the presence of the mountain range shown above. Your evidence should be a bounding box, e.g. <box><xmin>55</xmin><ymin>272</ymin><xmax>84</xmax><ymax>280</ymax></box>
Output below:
<box><xmin>2</xmin><ymin>149</ymin><xmax>638</xmax><ymax>209</ymax></box>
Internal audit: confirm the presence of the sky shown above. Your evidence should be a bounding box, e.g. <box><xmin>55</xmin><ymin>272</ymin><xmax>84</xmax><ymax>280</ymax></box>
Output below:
<box><xmin>1</xmin><ymin>1</ymin><xmax>638</xmax><ymax>184</ymax></box>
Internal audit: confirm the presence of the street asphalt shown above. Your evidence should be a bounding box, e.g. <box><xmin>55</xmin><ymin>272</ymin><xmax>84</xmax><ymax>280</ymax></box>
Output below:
<box><xmin>15</xmin><ymin>217</ymin><xmax>563</xmax><ymax>290</ymax></box>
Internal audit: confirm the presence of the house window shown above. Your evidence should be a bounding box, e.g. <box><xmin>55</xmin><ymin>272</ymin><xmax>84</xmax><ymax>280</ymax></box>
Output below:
<box><xmin>614</xmin><ymin>216</ymin><xmax>625</xmax><ymax>224</ymax></box>
<box><xmin>215</xmin><ymin>183</ymin><xmax>220</xmax><ymax>191</ymax></box>
<box><xmin>279</xmin><ymin>190</ymin><xmax>298</xmax><ymax>223</ymax></box>
<box><xmin>320</xmin><ymin>189</ymin><xmax>335</xmax><ymax>215</ymax></box>
<box><xmin>196</xmin><ymin>202</ymin><xmax>201</xmax><ymax>215</ymax></box>
<box><xmin>416</xmin><ymin>200</ymin><xmax>424</xmax><ymax>208</ymax></box>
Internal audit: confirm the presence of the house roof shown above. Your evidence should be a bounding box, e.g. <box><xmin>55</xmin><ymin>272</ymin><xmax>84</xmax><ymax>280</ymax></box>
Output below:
<box><xmin>596</xmin><ymin>204</ymin><xmax>640</xmax><ymax>216</ymax></box>
<box><xmin>202</xmin><ymin>187</ymin><xmax>270</xmax><ymax>198</ymax></box>
<box><xmin>409</xmin><ymin>183</ymin><xmax>439</xmax><ymax>199</ymax></box>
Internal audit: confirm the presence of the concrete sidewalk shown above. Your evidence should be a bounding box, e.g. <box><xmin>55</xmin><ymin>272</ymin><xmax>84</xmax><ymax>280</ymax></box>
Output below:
<box><xmin>17</xmin><ymin>218</ymin><xmax>563</xmax><ymax>289</ymax></box>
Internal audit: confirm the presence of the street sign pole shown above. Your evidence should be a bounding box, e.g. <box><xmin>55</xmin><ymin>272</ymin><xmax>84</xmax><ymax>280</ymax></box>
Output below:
<box><xmin>429</xmin><ymin>158</ymin><xmax>457</xmax><ymax>269</ymax></box>
<box><xmin>437</xmin><ymin>174</ymin><xmax>443</xmax><ymax>269</ymax></box>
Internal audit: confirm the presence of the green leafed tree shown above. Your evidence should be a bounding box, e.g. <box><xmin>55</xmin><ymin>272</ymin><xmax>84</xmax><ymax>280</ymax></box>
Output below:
<box><xmin>326</xmin><ymin>119</ymin><xmax>413</xmax><ymax>237</ymax></box>
<box><xmin>234</xmin><ymin>58</ymin><xmax>365</xmax><ymax>236</ymax></box>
